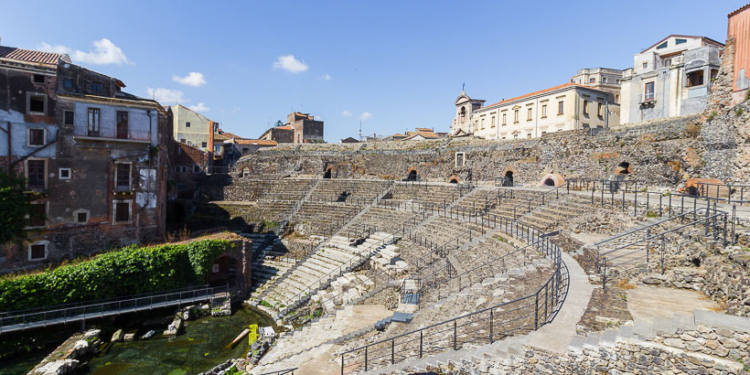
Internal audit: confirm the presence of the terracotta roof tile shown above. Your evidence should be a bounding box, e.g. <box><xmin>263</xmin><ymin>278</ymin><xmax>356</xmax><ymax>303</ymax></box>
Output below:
<box><xmin>481</xmin><ymin>83</ymin><xmax>611</xmax><ymax>110</ymax></box>
<box><xmin>233</xmin><ymin>138</ymin><xmax>277</xmax><ymax>146</ymax></box>
<box><xmin>729</xmin><ymin>3</ymin><xmax>750</xmax><ymax>17</ymax></box>
<box><xmin>0</xmin><ymin>46</ymin><xmax>66</xmax><ymax>66</ymax></box>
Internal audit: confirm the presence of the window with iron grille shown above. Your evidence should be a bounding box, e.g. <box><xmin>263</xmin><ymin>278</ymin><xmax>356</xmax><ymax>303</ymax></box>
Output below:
<box><xmin>115</xmin><ymin>163</ymin><xmax>131</xmax><ymax>191</ymax></box>
<box><xmin>88</xmin><ymin>108</ymin><xmax>101</xmax><ymax>136</ymax></box>
<box><xmin>27</xmin><ymin>160</ymin><xmax>45</xmax><ymax>189</ymax></box>
<box><xmin>28</xmin><ymin>129</ymin><xmax>44</xmax><ymax>146</ymax></box>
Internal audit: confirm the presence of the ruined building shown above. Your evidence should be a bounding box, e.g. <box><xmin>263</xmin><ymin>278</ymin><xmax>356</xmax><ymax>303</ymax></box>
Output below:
<box><xmin>620</xmin><ymin>35</ymin><xmax>724</xmax><ymax>124</ymax></box>
<box><xmin>0</xmin><ymin>41</ymin><xmax>169</xmax><ymax>272</ymax></box>
<box><xmin>259</xmin><ymin>112</ymin><xmax>324</xmax><ymax>144</ymax></box>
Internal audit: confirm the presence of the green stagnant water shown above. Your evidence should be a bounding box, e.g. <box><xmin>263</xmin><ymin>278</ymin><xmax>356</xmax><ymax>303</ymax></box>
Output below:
<box><xmin>82</xmin><ymin>306</ymin><xmax>272</xmax><ymax>375</ymax></box>
<box><xmin>0</xmin><ymin>306</ymin><xmax>273</xmax><ymax>375</ymax></box>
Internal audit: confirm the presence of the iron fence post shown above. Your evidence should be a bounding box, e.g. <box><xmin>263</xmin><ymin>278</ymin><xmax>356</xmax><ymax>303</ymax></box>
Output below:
<box><xmin>364</xmin><ymin>347</ymin><xmax>368</xmax><ymax>372</ymax></box>
<box><xmin>341</xmin><ymin>355</ymin><xmax>344</xmax><ymax>375</ymax></box>
<box><xmin>420</xmin><ymin>331</ymin><xmax>424</xmax><ymax>358</ymax></box>
<box><xmin>661</xmin><ymin>236</ymin><xmax>666</xmax><ymax>275</ymax></box>
<box><xmin>534</xmin><ymin>290</ymin><xmax>539</xmax><ymax>329</ymax></box>
<box><xmin>391</xmin><ymin>339</ymin><xmax>395</xmax><ymax>365</ymax></box>
<box><xmin>490</xmin><ymin>309</ymin><xmax>494</xmax><ymax>344</ymax></box>
<box><xmin>454</xmin><ymin>320</ymin><xmax>458</xmax><ymax>350</ymax></box>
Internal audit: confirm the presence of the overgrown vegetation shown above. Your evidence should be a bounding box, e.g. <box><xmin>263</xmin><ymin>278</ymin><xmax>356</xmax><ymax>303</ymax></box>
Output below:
<box><xmin>0</xmin><ymin>173</ymin><xmax>41</xmax><ymax>246</ymax></box>
<box><xmin>0</xmin><ymin>239</ymin><xmax>232</xmax><ymax>311</ymax></box>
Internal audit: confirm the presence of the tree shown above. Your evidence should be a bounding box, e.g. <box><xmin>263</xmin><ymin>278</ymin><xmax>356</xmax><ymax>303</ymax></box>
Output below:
<box><xmin>275</xmin><ymin>120</ymin><xmax>284</xmax><ymax>127</ymax></box>
<box><xmin>0</xmin><ymin>173</ymin><xmax>38</xmax><ymax>245</ymax></box>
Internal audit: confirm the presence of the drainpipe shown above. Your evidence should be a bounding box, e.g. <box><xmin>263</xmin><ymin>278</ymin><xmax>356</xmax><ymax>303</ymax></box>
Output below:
<box><xmin>605</xmin><ymin>96</ymin><xmax>609</xmax><ymax>129</ymax></box>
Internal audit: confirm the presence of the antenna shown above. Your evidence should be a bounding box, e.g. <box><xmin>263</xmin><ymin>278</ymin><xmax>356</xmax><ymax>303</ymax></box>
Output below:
<box><xmin>359</xmin><ymin>120</ymin><xmax>362</xmax><ymax>141</ymax></box>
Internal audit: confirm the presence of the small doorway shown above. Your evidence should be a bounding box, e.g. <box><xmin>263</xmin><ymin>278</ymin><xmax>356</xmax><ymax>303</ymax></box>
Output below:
<box><xmin>543</xmin><ymin>178</ymin><xmax>555</xmax><ymax>186</ymax></box>
<box><xmin>323</xmin><ymin>169</ymin><xmax>332</xmax><ymax>179</ymax></box>
<box><xmin>407</xmin><ymin>170</ymin><xmax>418</xmax><ymax>181</ymax></box>
<box><xmin>449</xmin><ymin>178</ymin><xmax>459</xmax><ymax>184</ymax></box>
<box><xmin>687</xmin><ymin>186</ymin><xmax>699</xmax><ymax>197</ymax></box>
<box><xmin>617</xmin><ymin>162</ymin><xmax>630</xmax><ymax>175</ymax></box>
<box><xmin>503</xmin><ymin>171</ymin><xmax>514</xmax><ymax>187</ymax></box>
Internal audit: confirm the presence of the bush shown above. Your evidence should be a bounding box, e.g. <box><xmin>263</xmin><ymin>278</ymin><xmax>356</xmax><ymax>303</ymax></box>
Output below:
<box><xmin>0</xmin><ymin>239</ymin><xmax>231</xmax><ymax>311</ymax></box>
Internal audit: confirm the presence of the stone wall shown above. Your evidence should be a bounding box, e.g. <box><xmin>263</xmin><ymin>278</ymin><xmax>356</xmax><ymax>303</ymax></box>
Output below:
<box><xmin>234</xmin><ymin>115</ymin><xmax>703</xmax><ymax>188</ymax></box>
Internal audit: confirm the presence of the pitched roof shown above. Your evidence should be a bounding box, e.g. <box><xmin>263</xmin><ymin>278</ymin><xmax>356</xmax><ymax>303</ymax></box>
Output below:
<box><xmin>480</xmin><ymin>83</ymin><xmax>610</xmax><ymax>110</ymax></box>
<box><xmin>233</xmin><ymin>138</ymin><xmax>277</xmax><ymax>146</ymax></box>
<box><xmin>0</xmin><ymin>46</ymin><xmax>68</xmax><ymax>66</ymax></box>
<box><xmin>729</xmin><ymin>3</ymin><xmax>750</xmax><ymax>17</ymax></box>
<box><xmin>640</xmin><ymin>35</ymin><xmax>724</xmax><ymax>54</ymax></box>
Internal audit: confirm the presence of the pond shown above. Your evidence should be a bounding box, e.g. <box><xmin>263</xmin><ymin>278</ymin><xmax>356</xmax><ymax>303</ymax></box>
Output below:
<box><xmin>81</xmin><ymin>306</ymin><xmax>273</xmax><ymax>375</ymax></box>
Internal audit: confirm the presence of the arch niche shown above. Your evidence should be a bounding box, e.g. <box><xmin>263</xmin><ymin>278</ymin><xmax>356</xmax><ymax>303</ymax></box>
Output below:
<box><xmin>540</xmin><ymin>173</ymin><xmax>565</xmax><ymax>187</ymax></box>
<box><xmin>501</xmin><ymin>167</ymin><xmax>517</xmax><ymax>187</ymax></box>
<box><xmin>406</xmin><ymin>167</ymin><xmax>419</xmax><ymax>181</ymax></box>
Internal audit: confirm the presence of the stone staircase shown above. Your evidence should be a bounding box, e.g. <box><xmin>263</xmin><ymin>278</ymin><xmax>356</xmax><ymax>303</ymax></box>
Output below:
<box><xmin>518</xmin><ymin>194</ymin><xmax>593</xmax><ymax>231</ymax></box>
<box><xmin>252</xmin><ymin>232</ymin><xmax>397</xmax><ymax>317</ymax></box>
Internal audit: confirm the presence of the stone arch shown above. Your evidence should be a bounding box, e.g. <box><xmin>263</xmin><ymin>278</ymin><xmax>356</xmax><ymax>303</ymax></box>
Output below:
<box><xmin>540</xmin><ymin>173</ymin><xmax>565</xmax><ymax>187</ymax></box>
<box><xmin>406</xmin><ymin>167</ymin><xmax>419</xmax><ymax>181</ymax></box>
<box><xmin>501</xmin><ymin>167</ymin><xmax>517</xmax><ymax>187</ymax></box>
<box><xmin>448</xmin><ymin>175</ymin><xmax>460</xmax><ymax>184</ymax></box>
<box><xmin>323</xmin><ymin>165</ymin><xmax>336</xmax><ymax>179</ymax></box>
<box><xmin>615</xmin><ymin>161</ymin><xmax>632</xmax><ymax>175</ymax></box>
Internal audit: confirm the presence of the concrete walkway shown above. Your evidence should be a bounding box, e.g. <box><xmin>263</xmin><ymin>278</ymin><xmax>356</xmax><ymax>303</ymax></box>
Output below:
<box><xmin>526</xmin><ymin>252</ymin><xmax>594</xmax><ymax>353</ymax></box>
<box><xmin>627</xmin><ymin>286</ymin><xmax>720</xmax><ymax>322</ymax></box>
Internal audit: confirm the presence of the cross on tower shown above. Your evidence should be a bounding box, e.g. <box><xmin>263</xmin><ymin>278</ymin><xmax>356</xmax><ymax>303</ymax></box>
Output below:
<box><xmin>462</xmin><ymin>82</ymin><xmax>465</xmax><ymax>91</ymax></box>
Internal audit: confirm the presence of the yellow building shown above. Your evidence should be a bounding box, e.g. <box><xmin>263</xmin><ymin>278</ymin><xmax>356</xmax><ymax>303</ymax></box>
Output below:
<box><xmin>453</xmin><ymin>83</ymin><xmax>619</xmax><ymax>140</ymax></box>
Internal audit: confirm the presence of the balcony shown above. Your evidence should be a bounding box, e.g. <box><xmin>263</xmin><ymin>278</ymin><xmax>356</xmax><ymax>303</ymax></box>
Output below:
<box><xmin>74</xmin><ymin>125</ymin><xmax>151</xmax><ymax>143</ymax></box>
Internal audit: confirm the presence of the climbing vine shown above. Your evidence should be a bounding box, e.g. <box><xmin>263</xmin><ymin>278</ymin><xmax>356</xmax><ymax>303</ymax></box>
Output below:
<box><xmin>0</xmin><ymin>173</ymin><xmax>39</xmax><ymax>245</ymax></box>
<box><xmin>0</xmin><ymin>239</ymin><xmax>232</xmax><ymax>311</ymax></box>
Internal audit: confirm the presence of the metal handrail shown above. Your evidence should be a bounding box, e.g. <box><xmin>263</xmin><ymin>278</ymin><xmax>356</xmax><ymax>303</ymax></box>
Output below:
<box><xmin>0</xmin><ymin>285</ymin><xmax>228</xmax><ymax>334</ymax></box>
<box><xmin>279</xmin><ymin>233</ymin><xmax>394</xmax><ymax>311</ymax></box>
<box><xmin>259</xmin><ymin>367</ymin><xmax>298</xmax><ymax>375</ymax></box>
<box><xmin>593</xmin><ymin>208</ymin><xmax>703</xmax><ymax>247</ymax></box>
<box><xmin>339</xmin><ymin>221</ymin><xmax>565</xmax><ymax>374</ymax></box>
<box><xmin>0</xmin><ymin>284</ymin><xmax>211</xmax><ymax>315</ymax></box>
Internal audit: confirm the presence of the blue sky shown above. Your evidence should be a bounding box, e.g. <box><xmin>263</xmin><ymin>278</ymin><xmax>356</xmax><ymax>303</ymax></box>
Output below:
<box><xmin>0</xmin><ymin>0</ymin><xmax>745</xmax><ymax>142</ymax></box>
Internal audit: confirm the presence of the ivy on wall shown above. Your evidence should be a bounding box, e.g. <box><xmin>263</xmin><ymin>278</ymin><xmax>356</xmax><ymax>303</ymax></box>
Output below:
<box><xmin>0</xmin><ymin>239</ymin><xmax>232</xmax><ymax>311</ymax></box>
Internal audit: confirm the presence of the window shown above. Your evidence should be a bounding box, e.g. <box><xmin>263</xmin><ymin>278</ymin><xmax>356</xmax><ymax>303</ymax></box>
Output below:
<box><xmin>180</xmin><ymin>138</ymin><xmax>186</xmax><ymax>143</ymax></box>
<box><xmin>64</xmin><ymin>79</ymin><xmax>73</xmax><ymax>89</ymax></box>
<box><xmin>686</xmin><ymin>70</ymin><xmax>704</xmax><ymax>87</ymax></box>
<box><xmin>527</xmin><ymin>133</ymin><xmax>532</xmax><ymax>139</ymax></box>
<box><xmin>33</xmin><ymin>74</ymin><xmax>45</xmax><ymax>84</ymax></box>
<box><xmin>201</xmin><ymin>142</ymin><xmax>207</xmax><ymax>148</ymax></box>
<box><xmin>644</xmin><ymin>82</ymin><xmax>655</xmax><ymax>101</ymax></box>
<box><xmin>28</xmin><ymin>94</ymin><xmax>45</xmax><ymax>114</ymax></box>
<box><xmin>64</xmin><ymin>111</ymin><xmax>74</xmax><ymax>125</ymax></box>
<box><xmin>602</xmin><ymin>77</ymin><xmax>607</xmax><ymax>83</ymax></box>
<box><xmin>481</xmin><ymin>118</ymin><xmax>485</xmax><ymax>129</ymax></box>
<box><xmin>642</xmin><ymin>62</ymin><xmax>648</xmax><ymax>69</ymax></box>
<box><xmin>710</xmin><ymin>69</ymin><xmax>719</xmax><ymax>82</ymax></box>
<box><xmin>513</xmin><ymin>134</ymin><xmax>518</xmax><ymax>139</ymax></box>
<box><xmin>212</xmin><ymin>264</ymin><xmax>220</xmax><ymax>273</ymax></box>
<box><xmin>193</xmin><ymin>164</ymin><xmax>201</xmax><ymax>174</ymax></box>
<box><xmin>27</xmin><ymin>160</ymin><xmax>46</xmax><ymax>189</ymax></box>
<box><xmin>114</xmin><ymin>201</ymin><xmax>131</xmax><ymax>223</ymax></box>
<box><xmin>114</xmin><ymin>111</ymin><xmax>129</xmax><ymax>139</ymax></box>
<box><xmin>597</xmin><ymin>103</ymin><xmax>604</xmax><ymax>117</ymax></box>
<box><xmin>583</xmin><ymin>100</ymin><xmax>589</xmax><ymax>115</ymax></box>
<box><xmin>76</xmin><ymin>212</ymin><xmax>88</xmax><ymax>224</ymax></box>
<box><xmin>29</xmin><ymin>203</ymin><xmax>46</xmax><ymax>227</ymax></box>
<box><xmin>185</xmin><ymin>122</ymin><xmax>191</xmax><ymax>128</ymax></box>
<box><xmin>676</xmin><ymin>38</ymin><xmax>687</xmax><ymax>45</ymax></box>
<box><xmin>460</xmin><ymin>107</ymin><xmax>466</xmax><ymax>122</ymax></box>
<box><xmin>557</xmin><ymin>101</ymin><xmax>564</xmax><ymax>115</ymax></box>
<box><xmin>455</xmin><ymin>152</ymin><xmax>466</xmax><ymax>167</ymax></box>
<box><xmin>541</xmin><ymin>105</ymin><xmax>547</xmax><ymax>118</ymax></box>
<box><xmin>527</xmin><ymin>108</ymin><xmax>533</xmax><ymax>121</ymax></box>
<box><xmin>91</xmin><ymin>82</ymin><xmax>102</xmax><ymax>94</ymax></box>
<box><xmin>214</xmin><ymin>144</ymin><xmax>222</xmax><ymax>153</ymax></box>
<box><xmin>657</xmin><ymin>41</ymin><xmax>668</xmax><ymax>49</ymax></box>
<box><xmin>88</xmin><ymin>108</ymin><xmax>101</xmax><ymax>136</ymax></box>
<box><xmin>502</xmin><ymin>113</ymin><xmax>506</xmax><ymax>125</ymax></box>
<box><xmin>28</xmin><ymin>129</ymin><xmax>45</xmax><ymax>146</ymax></box>
<box><xmin>491</xmin><ymin>116</ymin><xmax>495</xmax><ymax>128</ymax></box>
<box><xmin>59</xmin><ymin>168</ymin><xmax>71</xmax><ymax>180</ymax></box>
<box><xmin>29</xmin><ymin>243</ymin><xmax>47</xmax><ymax>260</ymax></box>
<box><xmin>242</xmin><ymin>147</ymin><xmax>249</xmax><ymax>154</ymax></box>
<box><xmin>514</xmin><ymin>109</ymin><xmax>519</xmax><ymax>123</ymax></box>
<box><xmin>589</xmin><ymin>78</ymin><xmax>596</xmax><ymax>83</ymax></box>
<box><xmin>115</xmin><ymin>163</ymin><xmax>131</xmax><ymax>192</ymax></box>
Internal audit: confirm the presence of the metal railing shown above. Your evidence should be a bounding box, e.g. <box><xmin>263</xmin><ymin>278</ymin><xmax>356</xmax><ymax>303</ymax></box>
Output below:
<box><xmin>74</xmin><ymin>125</ymin><xmax>151</xmax><ymax>141</ymax></box>
<box><xmin>0</xmin><ymin>284</ymin><xmax>228</xmax><ymax>334</ymax></box>
<box><xmin>277</xmin><ymin>233</ymin><xmax>395</xmax><ymax>314</ymax></box>
<box><xmin>259</xmin><ymin>367</ymin><xmax>297</xmax><ymax>375</ymax></box>
<box><xmin>695</xmin><ymin>182</ymin><xmax>750</xmax><ymax>206</ymax></box>
<box><xmin>339</xmin><ymin>227</ymin><xmax>567</xmax><ymax>374</ymax></box>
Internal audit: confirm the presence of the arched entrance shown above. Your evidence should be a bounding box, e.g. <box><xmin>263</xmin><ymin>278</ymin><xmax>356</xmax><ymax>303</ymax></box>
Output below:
<box><xmin>539</xmin><ymin>172</ymin><xmax>565</xmax><ymax>187</ymax></box>
<box><xmin>406</xmin><ymin>168</ymin><xmax>419</xmax><ymax>181</ymax></box>
<box><xmin>503</xmin><ymin>171</ymin><xmax>514</xmax><ymax>187</ymax></box>
<box><xmin>544</xmin><ymin>178</ymin><xmax>555</xmax><ymax>186</ymax></box>
<box><xmin>447</xmin><ymin>175</ymin><xmax>460</xmax><ymax>184</ymax></box>
<box><xmin>616</xmin><ymin>162</ymin><xmax>631</xmax><ymax>175</ymax></box>
<box><xmin>323</xmin><ymin>169</ymin><xmax>332</xmax><ymax>179</ymax></box>
<box><xmin>687</xmin><ymin>186</ymin><xmax>699</xmax><ymax>197</ymax></box>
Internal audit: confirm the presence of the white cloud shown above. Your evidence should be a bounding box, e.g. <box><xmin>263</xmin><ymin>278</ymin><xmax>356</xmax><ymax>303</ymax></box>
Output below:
<box><xmin>359</xmin><ymin>112</ymin><xmax>372</xmax><ymax>122</ymax></box>
<box><xmin>232</xmin><ymin>107</ymin><xmax>241</xmax><ymax>114</ymax></box>
<box><xmin>172</xmin><ymin>72</ymin><xmax>207</xmax><ymax>87</ymax></box>
<box><xmin>188</xmin><ymin>103</ymin><xmax>210</xmax><ymax>112</ymax></box>
<box><xmin>40</xmin><ymin>39</ymin><xmax>132</xmax><ymax>65</ymax></box>
<box><xmin>321</xmin><ymin>73</ymin><xmax>331</xmax><ymax>81</ymax></box>
<box><xmin>273</xmin><ymin>54</ymin><xmax>309</xmax><ymax>73</ymax></box>
<box><xmin>146</xmin><ymin>88</ymin><xmax>185</xmax><ymax>104</ymax></box>
<box><xmin>342</xmin><ymin>110</ymin><xmax>352</xmax><ymax>117</ymax></box>
<box><xmin>74</xmin><ymin>39</ymin><xmax>133</xmax><ymax>65</ymax></box>
<box><xmin>37</xmin><ymin>42</ymin><xmax>71</xmax><ymax>54</ymax></box>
